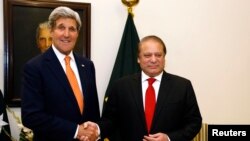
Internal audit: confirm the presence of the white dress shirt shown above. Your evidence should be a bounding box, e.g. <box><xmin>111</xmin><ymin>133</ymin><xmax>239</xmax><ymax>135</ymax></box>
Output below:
<box><xmin>52</xmin><ymin>45</ymin><xmax>82</xmax><ymax>139</ymax></box>
<box><xmin>52</xmin><ymin>45</ymin><xmax>82</xmax><ymax>92</ymax></box>
<box><xmin>141</xmin><ymin>71</ymin><xmax>163</xmax><ymax>110</ymax></box>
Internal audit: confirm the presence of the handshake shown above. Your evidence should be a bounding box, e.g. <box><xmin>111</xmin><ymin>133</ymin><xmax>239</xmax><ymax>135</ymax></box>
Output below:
<box><xmin>77</xmin><ymin>121</ymin><xmax>100</xmax><ymax>141</ymax></box>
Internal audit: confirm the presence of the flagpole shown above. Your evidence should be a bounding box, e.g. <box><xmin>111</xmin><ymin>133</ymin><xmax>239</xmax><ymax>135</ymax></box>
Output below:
<box><xmin>121</xmin><ymin>0</ymin><xmax>139</xmax><ymax>16</ymax></box>
<box><xmin>104</xmin><ymin>0</ymin><xmax>140</xmax><ymax>104</ymax></box>
<box><xmin>103</xmin><ymin>1</ymin><xmax>141</xmax><ymax>141</ymax></box>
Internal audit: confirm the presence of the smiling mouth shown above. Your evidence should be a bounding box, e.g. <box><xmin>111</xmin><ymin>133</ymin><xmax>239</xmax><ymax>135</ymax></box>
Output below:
<box><xmin>149</xmin><ymin>66</ymin><xmax>158</xmax><ymax>69</ymax></box>
<box><xmin>61</xmin><ymin>40</ymin><xmax>70</xmax><ymax>43</ymax></box>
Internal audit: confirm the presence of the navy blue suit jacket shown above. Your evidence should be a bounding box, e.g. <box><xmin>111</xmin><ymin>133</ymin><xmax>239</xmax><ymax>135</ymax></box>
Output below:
<box><xmin>99</xmin><ymin>72</ymin><xmax>202</xmax><ymax>141</ymax></box>
<box><xmin>21</xmin><ymin>47</ymin><xmax>100</xmax><ymax>141</ymax></box>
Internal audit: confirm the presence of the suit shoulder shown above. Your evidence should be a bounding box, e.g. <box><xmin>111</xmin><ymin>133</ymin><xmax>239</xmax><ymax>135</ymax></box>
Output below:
<box><xmin>165</xmin><ymin>72</ymin><xmax>191</xmax><ymax>83</ymax></box>
<box><xmin>74</xmin><ymin>53</ymin><xmax>94</xmax><ymax>65</ymax></box>
<box><xmin>25</xmin><ymin>54</ymin><xmax>44</xmax><ymax>66</ymax></box>
<box><xmin>117</xmin><ymin>73</ymin><xmax>140</xmax><ymax>82</ymax></box>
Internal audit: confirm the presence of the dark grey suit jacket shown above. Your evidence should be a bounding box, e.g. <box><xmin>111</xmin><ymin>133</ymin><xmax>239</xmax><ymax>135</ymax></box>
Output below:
<box><xmin>21</xmin><ymin>47</ymin><xmax>100</xmax><ymax>141</ymax></box>
<box><xmin>99</xmin><ymin>71</ymin><xmax>202</xmax><ymax>141</ymax></box>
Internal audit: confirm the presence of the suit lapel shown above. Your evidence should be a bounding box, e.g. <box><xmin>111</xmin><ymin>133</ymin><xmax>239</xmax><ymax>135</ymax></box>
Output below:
<box><xmin>43</xmin><ymin>48</ymin><xmax>80</xmax><ymax>111</ymax></box>
<box><xmin>74</xmin><ymin>54</ymin><xmax>88</xmax><ymax>97</ymax></box>
<box><xmin>151</xmin><ymin>72</ymin><xmax>171</xmax><ymax>130</ymax></box>
<box><xmin>131</xmin><ymin>74</ymin><xmax>148</xmax><ymax>132</ymax></box>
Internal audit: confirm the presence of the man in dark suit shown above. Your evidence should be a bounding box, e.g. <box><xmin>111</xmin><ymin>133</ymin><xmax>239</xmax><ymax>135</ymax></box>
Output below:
<box><xmin>21</xmin><ymin>6</ymin><xmax>100</xmax><ymax>141</ymax></box>
<box><xmin>91</xmin><ymin>35</ymin><xmax>202</xmax><ymax>141</ymax></box>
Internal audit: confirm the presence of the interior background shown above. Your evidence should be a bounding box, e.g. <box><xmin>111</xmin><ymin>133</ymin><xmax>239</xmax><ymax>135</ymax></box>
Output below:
<box><xmin>0</xmin><ymin>0</ymin><xmax>249</xmax><ymax>139</ymax></box>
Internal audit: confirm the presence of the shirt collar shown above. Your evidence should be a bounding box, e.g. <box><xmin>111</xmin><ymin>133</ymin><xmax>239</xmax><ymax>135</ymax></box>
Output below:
<box><xmin>141</xmin><ymin>71</ymin><xmax>163</xmax><ymax>82</ymax></box>
<box><xmin>52</xmin><ymin>44</ymin><xmax>74</xmax><ymax>63</ymax></box>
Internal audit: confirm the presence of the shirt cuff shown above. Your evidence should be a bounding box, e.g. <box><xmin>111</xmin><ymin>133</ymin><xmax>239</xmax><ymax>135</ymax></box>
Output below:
<box><xmin>96</xmin><ymin>123</ymin><xmax>101</xmax><ymax>140</ymax></box>
<box><xmin>74</xmin><ymin>125</ymin><xmax>79</xmax><ymax>139</ymax></box>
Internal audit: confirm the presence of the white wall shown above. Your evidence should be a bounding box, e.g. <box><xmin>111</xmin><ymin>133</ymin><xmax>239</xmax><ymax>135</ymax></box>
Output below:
<box><xmin>1</xmin><ymin>0</ymin><xmax>250</xmax><ymax>140</ymax></box>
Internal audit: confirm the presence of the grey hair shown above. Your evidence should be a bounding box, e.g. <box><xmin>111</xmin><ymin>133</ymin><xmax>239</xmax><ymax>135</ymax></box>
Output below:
<box><xmin>36</xmin><ymin>21</ymin><xmax>50</xmax><ymax>43</ymax></box>
<box><xmin>48</xmin><ymin>6</ymin><xmax>82</xmax><ymax>31</ymax></box>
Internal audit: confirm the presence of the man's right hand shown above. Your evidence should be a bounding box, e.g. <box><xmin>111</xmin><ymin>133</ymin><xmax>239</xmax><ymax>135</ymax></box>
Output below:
<box><xmin>77</xmin><ymin>121</ymin><xmax>99</xmax><ymax>141</ymax></box>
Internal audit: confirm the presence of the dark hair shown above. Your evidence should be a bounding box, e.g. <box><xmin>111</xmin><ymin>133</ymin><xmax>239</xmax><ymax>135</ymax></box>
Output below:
<box><xmin>138</xmin><ymin>35</ymin><xmax>167</xmax><ymax>55</ymax></box>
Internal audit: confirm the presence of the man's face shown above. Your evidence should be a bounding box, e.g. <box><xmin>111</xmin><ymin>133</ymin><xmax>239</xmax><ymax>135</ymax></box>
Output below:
<box><xmin>137</xmin><ymin>39</ymin><xmax>165</xmax><ymax>77</ymax></box>
<box><xmin>50</xmin><ymin>18</ymin><xmax>79</xmax><ymax>55</ymax></box>
<box><xmin>38</xmin><ymin>27</ymin><xmax>52</xmax><ymax>53</ymax></box>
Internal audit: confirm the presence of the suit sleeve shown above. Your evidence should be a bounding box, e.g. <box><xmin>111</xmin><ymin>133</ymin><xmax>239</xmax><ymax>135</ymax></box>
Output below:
<box><xmin>21</xmin><ymin>61</ymin><xmax>77</xmax><ymax>140</ymax></box>
<box><xmin>167</xmin><ymin>80</ymin><xmax>202</xmax><ymax>141</ymax></box>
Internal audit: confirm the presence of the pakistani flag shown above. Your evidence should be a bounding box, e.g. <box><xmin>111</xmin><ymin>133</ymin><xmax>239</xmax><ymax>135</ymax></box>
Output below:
<box><xmin>103</xmin><ymin>13</ymin><xmax>140</xmax><ymax>111</ymax></box>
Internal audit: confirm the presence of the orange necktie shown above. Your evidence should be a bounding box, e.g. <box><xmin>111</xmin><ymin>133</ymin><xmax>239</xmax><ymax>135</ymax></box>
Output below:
<box><xmin>65</xmin><ymin>56</ymin><xmax>84</xmax><ymax>114</ymax></box>
<box><xmin>145</xmin><ymin>77</ymin><xmax>156</xmax><ymax>133</ymax></box>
